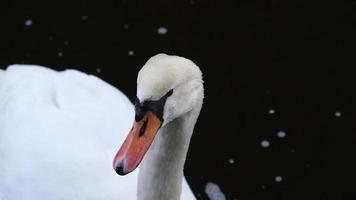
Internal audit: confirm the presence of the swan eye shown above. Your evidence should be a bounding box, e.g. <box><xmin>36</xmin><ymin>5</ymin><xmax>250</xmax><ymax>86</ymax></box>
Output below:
<box><xmin>134</xmin><ymin>90</ymin><xmax>172</xmax><ymax>122</ymax></box>
<box><xmin>165</xmin><ymin>89</ymin><xmax>173</xmax><ymax>97</ymax></box>
<box><xmin>135</xmin><ymin>98</ymin><xmax>146</xmax><ymax>121</ymax></box>
<box><xmin>134</xmin><ymin>97</ymin><xmax>140</xmax><ymax>106</ymax></box>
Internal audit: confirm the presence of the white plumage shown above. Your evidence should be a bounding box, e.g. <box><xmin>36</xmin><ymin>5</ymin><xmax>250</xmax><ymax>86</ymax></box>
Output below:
<box><xmin>0</xmin><ymin>54</ymin><xmax>201</xmax><ymax>200</ymax></box>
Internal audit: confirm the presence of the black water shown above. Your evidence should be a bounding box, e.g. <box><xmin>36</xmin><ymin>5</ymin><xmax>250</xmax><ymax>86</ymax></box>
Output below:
<box><xmin>0</xmin><ymin>1</ymin><xmax>354</xmax><ymax>199</ymax></box>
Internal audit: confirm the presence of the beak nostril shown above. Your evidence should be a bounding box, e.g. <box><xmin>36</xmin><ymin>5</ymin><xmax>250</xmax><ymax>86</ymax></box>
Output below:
<box><xmin>139</xmin><ymin>118</ymin><xmax>148</xmax><ymax>137</ymax></box>
<box><xmin>115</xmin><ymin>161</ymin><xmax>127</xmax><ymax>176</ymax></box>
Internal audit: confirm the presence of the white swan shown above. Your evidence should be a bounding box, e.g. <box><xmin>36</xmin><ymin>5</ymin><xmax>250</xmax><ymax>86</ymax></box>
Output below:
<box><xmin>0</xmin><ymin>54</ymin><xmax>203</xmax><ymax>200</ymax></box>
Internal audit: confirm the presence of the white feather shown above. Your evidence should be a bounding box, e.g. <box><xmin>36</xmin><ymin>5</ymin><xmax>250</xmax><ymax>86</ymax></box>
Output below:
<box><xmin>0</xmin><ymin>53</ymin><xmax>201</xmax><ymax>200</ymax></box>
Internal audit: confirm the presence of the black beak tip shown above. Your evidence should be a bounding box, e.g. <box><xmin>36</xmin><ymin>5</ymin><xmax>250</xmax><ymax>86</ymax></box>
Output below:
<box><xmin>115</xmin><ymin>162</ymin><xmax>128</xmax><ymax>176</ymax></box>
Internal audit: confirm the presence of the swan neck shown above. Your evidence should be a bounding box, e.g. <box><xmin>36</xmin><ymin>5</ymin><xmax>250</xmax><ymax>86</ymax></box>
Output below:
<box><xmin>137</xmin><ymin>107</ymin><xmax>200</xmax><ymax>200</ymax></box>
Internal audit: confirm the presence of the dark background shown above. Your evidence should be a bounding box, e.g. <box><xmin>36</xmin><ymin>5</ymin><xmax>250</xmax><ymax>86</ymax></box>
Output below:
<box><xmin>0</xmin><ymin>0</ymin><xmax>354</xmax><ymax>199</ymax></box>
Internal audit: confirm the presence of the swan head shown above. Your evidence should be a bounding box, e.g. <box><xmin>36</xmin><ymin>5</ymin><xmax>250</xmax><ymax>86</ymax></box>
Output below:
<box><xmin>113</xmin><ymin>53</ymin><xmax>203</xmax><ymax>175</ymax></box>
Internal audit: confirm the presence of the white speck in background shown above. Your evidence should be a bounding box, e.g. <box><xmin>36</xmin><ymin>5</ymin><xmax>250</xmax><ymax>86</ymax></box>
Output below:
<box><xmin>128</xmin><ymin>50</ymin><xmax>135</xmax><ymax>56</ymax></box>
<box><xmin>277</xmin><ymin>131</ymin><xmax>286</xmax><ymax>138</ymax></box>
<box><xmin>228</xmin><ymin>158</ymin><xmax>235</xmax><ymax>164</ymax></box>
<box><xmin>96</xmin><ymin>68</ymin><xmax>102</xmax><ymax>73</ymax></box>
<box><xmin>157</xmin><ymin>27</ymin><xmax>168</xmax><ymax>35</ymax></box>
<box><xmin>268</xmin><ymin>109</ymin><xmax>275</xmax><ymax>114</ymax></box>
<box><xmin>335</xmin><ymin>111</ymin><xmax>342</xmax><ymax>117</ymax></box>
<box><xmin>123</xmin><ymin>24</ymin><xmax>129</xmax><ymax>29</ymax></box>
<box><xmin>64</xmin><ymin>41</ymin><xmax>69</xmax><ymax>46</ymax></box>
<box><xmin>261</xmin><ymin>140</ymin><xmax>270</xmax><ymax>148</ymax></box>
<box><xmin>205</xmin><ymin>182</ymin><xmax>226</xmax><ymax>200</ymax></box>
<box><xmin>58</xmin><ymin>52</ymin><xmax>63</xmax><ymax>57</ymax></box>
<box><xmin>81</xmin><ymin>15</ymin><xmax>88</xmax><ymax>21</ymax></box>
<box><xmin>24</xmin><ymin>19</ymin><xmax>33</xmax><ymax>26</ymax></box>
<box><xmin>275</xmin><ymin>176</ymin><xmax>283</xmax><ymax>182</ymax></box>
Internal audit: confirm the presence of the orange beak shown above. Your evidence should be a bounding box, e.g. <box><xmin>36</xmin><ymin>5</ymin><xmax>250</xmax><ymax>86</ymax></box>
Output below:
<box><xmin>113</xmin><ymin>111</ymin><xmax>161</xmax><ymax>175</ymax></box>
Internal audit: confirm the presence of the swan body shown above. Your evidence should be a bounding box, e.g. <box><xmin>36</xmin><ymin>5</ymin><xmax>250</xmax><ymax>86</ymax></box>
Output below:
<box><xmin>0</xmin><ymin>54</ymin><xmax>201</xmax><ymax>200</ymax></box>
